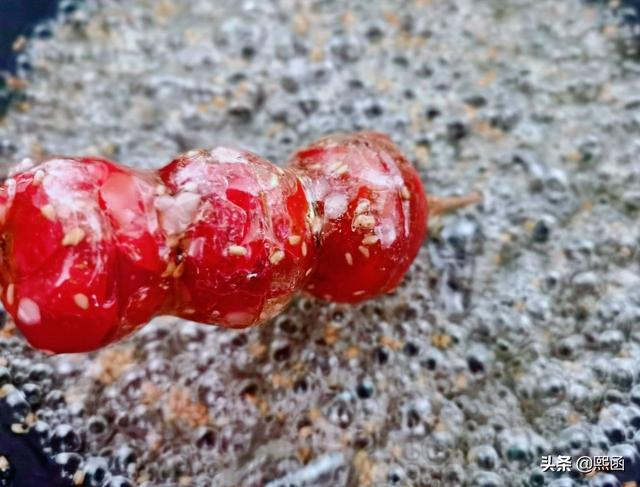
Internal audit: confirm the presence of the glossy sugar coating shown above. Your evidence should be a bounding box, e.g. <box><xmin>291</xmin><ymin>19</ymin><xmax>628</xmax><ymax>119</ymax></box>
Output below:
<box><xmin>1</xmin><ymin>0</ymin><xmax>639</xmax><ymax>484</ymax></box>
<box><xmin>289</xmin><ymin>132</ymin><xmax>428</xmax><ymax>303</ymax></box>
<box><xmin>0</xmin><ymin>148</ymin><xmax>317</xmax><ymax>351</ymax></box>
<box><xmin>0</xmin><ymin>138</ymin><xmax>426</xmax><ymax>353</ymax></box>
<box><xmin>158</xmin><ymin>147</ymin><xmax>316</xmax><ymax>328</ymax></box>
<box><xmin>0</xmin><ymin>158</ymin><xmax>171</xmax><ymax>353</ymax></box>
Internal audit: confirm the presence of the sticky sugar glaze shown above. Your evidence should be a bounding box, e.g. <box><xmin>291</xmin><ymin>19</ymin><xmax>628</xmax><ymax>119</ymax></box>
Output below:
<box><xmin>0</xmin><ymin>132</ymin><xmax>426</xmax><ymax>353</ymax></box>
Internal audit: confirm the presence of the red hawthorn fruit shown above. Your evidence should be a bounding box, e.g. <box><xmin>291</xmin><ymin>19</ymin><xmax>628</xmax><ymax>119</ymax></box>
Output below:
<box><xmin>158</xmin><ymin>147</ymin><xmax>316</xmax><ymax>328</ymax></box>
<box><xmin>288</xmin><ymin>132</ymin><xmax>429</xmax><ymax>303</ymax></box>
<box><xmin>0</xmin><ymin>158</ymin><xmax>170</xmax><ymax>353</ymax></box>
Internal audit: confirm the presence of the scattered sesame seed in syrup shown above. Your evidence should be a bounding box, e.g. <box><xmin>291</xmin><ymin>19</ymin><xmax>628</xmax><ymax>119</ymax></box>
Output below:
<box><xmin>11</xmin><ymin>423</ymin><xmax>27</xmax><ymax>434</ymax></box>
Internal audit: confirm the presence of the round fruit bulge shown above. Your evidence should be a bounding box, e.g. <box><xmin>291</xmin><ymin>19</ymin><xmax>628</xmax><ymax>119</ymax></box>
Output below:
<box><xmin>158</xmin><ymin>147</ymin><xmax>316</xmax><ymax>328</ymax></box>
<box><xmin>288</xmin><ymin>132</ymin><xmax>428</xmax><ymax>303</ymax></box>
<box><xmin>0</xmin><ymin>158</ymin><xmax>170</xmax><ymax>352</ymax></box>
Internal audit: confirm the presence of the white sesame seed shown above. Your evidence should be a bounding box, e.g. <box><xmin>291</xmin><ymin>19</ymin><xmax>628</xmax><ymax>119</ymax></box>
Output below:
<box><xmin>400</xmin><ymin>185</ymin><xmax>411</xmax><ymax>200</ymax></box>
<box><xmin>353</xmin><ymin>290</ymin><xmax>366</xmax><ymax>296</ymax></box>
<box><xmin>228</xmin><ymin>245</ymin><xmax>248</xmax><ymax>256</ymax></box>
<box><xmin>184</xmin><ymin>181</ymin><xmax>198</xmax><ymax>192</ymax></box>
<box><xmin>40</xmin><ymin>204</ymin><xmax>56</xmax><ymax>221</ymax></box>
<box><xmin>355</xmin><ymin>199</ymin><xmax>370</xmax><ymax>214</ymax></box>
<box><xmin>301</xmin><ymin>242</ymin><xmax>308</xmax><ymax>257</ymax></box>
<box><xmin>312</xmin><ymin>216</ymin><xmax>323</xmax><ymax>234</ymax></box>
<box><xmin>155</xmin><ymin>184</ymin><xmax>167</xmax><ymax>195</ymax></box>
<box><xmin>73</xmin><ymin>470</ymin><xmax>86</xmax><ymax>486</ymax></box>
<box><xmin>269</xmin><ymin>250</ymin><xmax>285</xmax><ymax>265</ymax></box>
<box><xmin>362</xmin><ymin>235</ymin><xmax>379</xmax><ymax>245</ymax></box>
<box><xmin>308</xmin><ymin>163</ymin><xmax>322</xmax><ymax>171</ymax></box>
<box><xmin>62</xmin><ymin>228</ymin><xmax>86</xmax><ymax>246</ymax></box>
<box><xmin>186</xmin><ymin>149</ymin><xmax>200</xmax><ymax>158</ymax></box>
<box><xmin>305</xmin><ymin>268</ymin><xmax>313</xmax><ymax>277</ymax></box>
<box><xmin>11</xmin><ymin>423</ymin><xmax>27</xmax><ymax>434</ymax></box>
<box><xmin>32</xmin><ymin>169</ymin><xmax>45</xmax><ymax>185</ymax></box>
<box><xmin>0</xmin><ymin>384</ymin><xmax>13</xmax><ymax>398</ymax></box>
<box><xmin>73</xmin><ymin>293</ymin><xmax>89</xmax><ymax>310</ymax></box>
<box><xmin>358</xmin><ymin>246</ymin><xmax>370</xmax><ymax>258</ymax></box>
<box><xmin>288</xmin><ymin>235</ymin><xmax>301</xmax><ymax>245</ymax></box>
<box><xmin>17</xmin><ymin>298</ymin><xmax>40</xmax><ymax>325</ymax></box>
<box><xmin>345</xmin><ymin>252</ymin><xmax>353</xmax><ymax>266</ymax></box>
<box><xmin>0</xmin><ymin>455</ymin><xmax>9</xmax><ymax>471</ymax></box>
<box><xmin>353</xmin><ymin>214</ymin><xmax>375</xmax><ymax>229</ymax></box>
<box><xmin>6</xmin><ymin>284</ymin><xmax>14</xmax><ymax>306</ymax></box>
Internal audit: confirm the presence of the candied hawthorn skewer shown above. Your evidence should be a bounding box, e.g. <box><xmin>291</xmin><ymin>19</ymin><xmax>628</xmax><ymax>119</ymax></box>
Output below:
<box><xmin>0</xmin><ymin>132</ymin><xmax>479</xmax><ymax>353</ymax></box>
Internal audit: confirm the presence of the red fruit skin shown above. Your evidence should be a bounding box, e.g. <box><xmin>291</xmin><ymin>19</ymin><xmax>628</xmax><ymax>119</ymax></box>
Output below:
<box><xmin>288</xmin><ymin>132</ymin><xmax>428</xmax><ymax>303</ymax></box>
<box><xmin>158</xmin><ymin>147</ymin><xmax>316</xmax><ymax>328</ymax></box>
<box><xmin>97</xmin><ymin>164</ymin><xmax>172</xmax><ymax>341</ymax></box>
<box><xmin>0</xmin><ymin>158</ymin><xmax>170</xmax><ymax>353</ymax></box>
